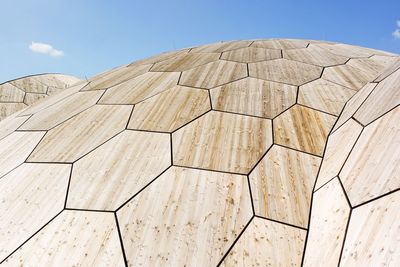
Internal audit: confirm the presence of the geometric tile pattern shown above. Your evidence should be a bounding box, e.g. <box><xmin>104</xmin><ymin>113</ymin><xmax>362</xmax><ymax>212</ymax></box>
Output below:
<box><xmin>0</xmin><ymin>39</ymin><xmax>398</xmax><ymax>266</ymax></box>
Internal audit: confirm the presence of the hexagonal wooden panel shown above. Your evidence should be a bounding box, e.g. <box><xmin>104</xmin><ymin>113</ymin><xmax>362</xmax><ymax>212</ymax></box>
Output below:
<box><xmin>322</xmin><ymin>64</ymin><xmax>376</xmax><ymax>91</ymax></box>
<box><xmin>252</xmin><ymin>39</ymin><xmax>309</xmax><ymax>50</ymax></box>
<box><xmin>284</xmin><ymin>45</ymin><xmax>349</xmax><ymax>67</ymax></box>
<box><xmin>150</xmin><ymin>53</ymin><xmax>220</xmax><ymax>71</ymax></box>
<box><xmin>190</xmin><ymin>40</ymin><xmax>252</xmax><ymax>53</ymax></box>
<box><xmin>221</xmin><ymin>47</ymin><xmax>281</xmax><ymax>63</ymax></box>
<box><xmin>173</xmin><ymin>111</ymin><xmax>272</xmax><ymax>173</ymax></box>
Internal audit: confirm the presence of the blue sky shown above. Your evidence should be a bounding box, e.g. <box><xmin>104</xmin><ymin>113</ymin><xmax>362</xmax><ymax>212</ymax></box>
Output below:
<box><xmin>0</xmin><ymin>0</ymin><xmax>399</xmax><ymax>82</ymax></box>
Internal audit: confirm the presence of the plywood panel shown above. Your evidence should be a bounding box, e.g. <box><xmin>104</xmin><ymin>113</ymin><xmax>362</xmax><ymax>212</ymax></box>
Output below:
<box><xmin>99</xmin><ymin>72</ymin><xmax>180</xmax><ymax>104</ymax></box>
<box><xmin>322</xmin><ymin>64</ymin><xmax>376</xmax><ymax>90</ymax></box>
<box><xmin>0</xmin><ymin>115</ymin><xmax>30</xmax><ymax>140</ymax></box>
<box><xmin>151</xmin><ymin>53</ymin><xmax>220</xmax><ymax>71</ymax></box>
<box><xmin>128</xmin><ymin>86</ymin><xmax>210</xmax><ymax>132</ymax></box>
<box><xmin>314</xmin><ymin>43</ymin><xmax>374</xmax><ymax>58</ymax></box>
<box><xmin>340</xmin><ymin>107</ymin><xmax>400</xmax><ymax>206</ymax></box>
<box><xmin>303</xmin><ymin>178</ymin><xmax>350</xmax><ymax>267</ymax></box>
<box><xmin>0</xmin><ymin>163</ymin><xmax>70</xmax><ymax>261</ymax></box>
<box><xmin>221</xmin><ymin>217</ymin><xmax>306</xmax><ymax>267</ymax></box>
<box><xmin>130</xmin><ymin>49</ymin><xmax>190</xmax><ymax>65</ymax></box>
<box><xmin>23</xmin><ymin>93</ymin><xmax>46</xmax><ymax>105</ymax></box>
<box><xmin>316</xmin><ymin>119</ymin><xmax>362</xmax><ymax>190</ymax></box>
<box><xmin>274</xmin><ymin>105</ymin><xmax>336</xmax><ymax>156</ymax></box>
<box><xmin>117</xmin><ymin>166</ymin><xmax>252</xmax><ymax>267</ymax></box>
<box><xmin>284</xmin><ymin>45</ymin><xmax>349</xmax><ymax>67</ymax></box>
<box><xmin>298</xmin><ymin>78</ymin><xmax>356</xmax><ymax>115</ymax></box>
<box><xmin>3</xmin><ymin>211</ymin><xmax>125</xmax><ymax>266</ymax></box>
<box><xmin>250</xmin><ymin>145</ymin><xmax>321</xmax><ymax>228</ymax></box>
<box><xmin>347</xmin><ymin>56</ymin><xmax>397</xmax><ymax>79</ymax></box>
<box><xmin>67</xmin><ymin>131</ymin><xmax>171</xmax><ymax>210</ymax></box>
<box><xmin>252</xmin><ymin>39</ymin><xmax>309</xmax><ymax>49</ymax></box>
<box><xmin>249</xmin><ymin>59</ymin><xmax>322</xmax><ymax>86</ymax></box>
<box><xmin>190</xmin><ymin>40</ymin><xmax>252</xmax><ymax>53</ymax></box>
<box><xmin>374</xmin><ymin>58</ymin><xmax>400</xmax><ymax>82</ymax></box>
<box><xmin>221</xmin><ymin>47</ymin><xmax>282</xmax><ymax>63</ymax></box>
<box><xmin>0</xmin><ymin>131</ymin><xmax>45</xmax><ymax>177</ymax></box>
<box><xmin>10</xmin><ymin>77</ymin><xmax>47</xmax><ymax>94</ymax></box>
<box><xmin>210</xmin><ymin>77</ymin><xmax>297</xmax><ymax>118</ymax></box>
<box><xmin>173</xmin><ymin>111</ymin><xmax>272</xmax><ymax>173</ymax></box>
<box><xmin>179</xmin><ymin>60</ymin><xmax>247</xmax><ymax>89</ymax></box>
<box><xmin>340</xmin><ymin>191</ymin><xmax>400</xmax><ymax>266</ymax></box>
<box><xmin>0</xmin><ymin>103</ymin><xmax>27</xmax><ymax>120</ymax></box>
<box><xmin>0</xmin><ymin>83</ymin><xmax>25</xmax><ymax>102</ymax></box>
<box><xmin>27</xmin><ymin>105</ymin><xmax>131</xmax><ymax>163</ymax></box>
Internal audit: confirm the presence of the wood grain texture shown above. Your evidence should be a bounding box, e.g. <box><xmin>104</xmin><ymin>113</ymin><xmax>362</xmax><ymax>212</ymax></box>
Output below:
<box><xmin>179</xmin><ymin>60</ymin><xmax>247</xmax><ymax>89</ymax></box>
<box><xmin>252</xmin><ymin>39</ymin><xmax>309</xmax><ymax>50</ymax></box>
<box><xmin>340</xmin><ymin>191</ymin><xmax>400</xmax><ymax>266</ymax></box>
<box><xmin>67</xmin><ymin>131</ymin><xmax>171</xmax><ymax>210</ymax></box>
<box><xmin>130</xmin><ymin>49</ymin><xmax>190</xmax><ymax>65</ymax></box>
<box><xmin>19</xmin><ymin>90</ymin><xmax>104</xmax><ymax>131</ymax></box>
<box><xmin>0</xmin><ymin>131</ymin><xmax>45</xmax><ymax>178</ymax></box>
<box><xmin>210</xmin><ymin>77</ymin><xmax>297</xmax><ymax>118</ymax></box>
<box><xmin>374</xmin><ymin>58</ymin><xmax>400</xmax><ymax>82</ymax></box>
<box><xmin>10</xmin><ymin>77</ymin><xmax>48</xmax><ymax>94</ymax></box>
<box><xmin>221</xmin><ymin>47</ymin><xmax>282</xmax><ymax>63</ymax></box>
<box><xmin>23</xmin><ymin>93</ymin><xmax>46</xmax><ymax>105</ymax></box>
<box><xmin>303</xmin><ymin>178</ymin><xmax>350</xmax><ymax>267</ymax></box>
<box><xmin>3</xmin><ymin>210</ymin><xmax>125</xmax><ymax>266</ymax></box>
<box><xmin>173</xmin><ymin>111</ymin><xmax>272</xmax><ymax>173</ymax></box>
<box><xmin>221</xmin><ymin>217</ymin><xmax>306</xmax><ymax>267</ymax></box>
<box><xmin>0</xmin><ymin>103</ymin><xmax>27</xmax><ymax>120</ymax></box>
<box><xmin>249</xmin><ymin>59</ymin><xmax>322</xmax><ymax>86</ymax></box>
<box><xmin>99</xmin><ymin>72</ymin><xmax>180</xmax><ymax>104</ymax></box>
<box><xmin>0</xmin><ymin>163</ymin><xmax>71</xmax><ymax>261</ymax></box>
<box><xmin>0</xmin><ymin>83</ymin><xmax>25</xmax><ymax>102</ymax></box>
<box><xmin>0</xmin><ymin>115</ymin><xmax>30</xmax><ymax>140</ymax></box>
<box><xmin>354</xmin><ymin>68</ymin><xmax>400</xmax><ymax>125</ymax></box>
<box><xmin>284</xmin><ymin>45</ymin><xmax>349</xmax><ymax>67</ymax></box>
<box><xmin>314</xmin><ymin>43</ymin><xmax>375</xmax><ymax>58</ymax></box>
<box><xmin>274</xmin><ymin>105</ymin><xmax>336</xmax><ymax>156</ymax></box>
<box><xmin>298</xmin><ymin>78</ymin><xmax>356</xmax><ymax>115</ymax></box>
<box><xmin>128</xmin><ymin>86</ymin><xmax>210</xmax><ymax>132</ymax></box>
<box><xmin>190</xmin><ymin>40</ymin><xmax>252</xmax><ymax>53</ymax></box>
<box><xmin>316</xmin><ymin>119</ymin><xmax>362</xmax><ymax>190</ymax></box>
<box><xmin>322</xmin><ymin>64</ymin><xmax>376</xmax><ymax>90</ymax></box>
<box><xmin>249</xmin><ymin>145</ymin><xmax>321</xmax><ymax>228</ymax></box>
<box><xmin>117</xmin><ymin>166</ymin><xmax>252</xmax><ymax>267</ymax></box>
<box><xmin>340</xmin><ymin>107</ymin><xmax>400</xmax><ymax>206</ymax></box>
<box><xmin>150</xmin><ymin>53</ymin><xmax>220</xmax><ymax>71</ymax></box>
<box><xmin>347</xmin><ymin>56</ymin><xmax>398</xmax><ymax>79</ymax></box>
<box><xmin>27</xmin><ymin>105</ymin><xmax>131</xmax><ymax>163</ymax></box>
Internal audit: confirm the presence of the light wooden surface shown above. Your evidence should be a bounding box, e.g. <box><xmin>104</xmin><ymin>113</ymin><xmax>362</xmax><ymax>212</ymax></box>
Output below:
<box><xmin>322</xmin><ymin>64</ymin><xmax>375</xmax><ymax>90</ymax></box>
<box><xmin>340</xmin><ymin>107</ymin><xmax>400</xmax><ymax>206</ymax></box>
<box><xmin>190</xmin><ymin>40</ymin><xmax>252</xmax><ymax>53</ymax></box>
<box><xmin>316</xmin><ymin>119</ymin><xmax>362</xmax><ymax>190</ymax></box>
<box><xmin>117</xmin><ymin>166</ymin><xmax>252</xmax><ymax>267</ymax></box>
<box><xmin>0</xmin><ymin>103</ymin><xmax>27</xmax><ymax>120</ymax></box>
<box><xmin>340</xmin><ymin>191</ymin><xmax>400</xmax><ymax>266</ymax></box>
<box><xmin>131</xmin><ymin>48</ymin><xmax>189</xmax><ymax>65</ymax></box>
<box><xmin>3</xmin><ymin>210</ymin><xmax>125</xmax><ymax>266</ymax></box>
<box><xmin>150</xmin><ymin>52</ymin><xmax>220</xmax><ymax>71</ymax></box>
<box><xmin>374</xmin><ymin>58</ymin><xmax>400</xmax><ymax>82</ymax></box>
<box><xmin>221</xmin><ymin>47</ymin><xmax>282</xmax><ymax>62</ymax></box>
<box><xmin>0</xmin><ymin>83</ymin><xmax>25</xmax><ymax>102</ymax></box>
<box><xmin>128</xmin><ymin>86</ymin><xmax>210</xmax><ymax>132</ymax></box>
<box><xmin>249</xmin><ymin>145</ymin><xmax>321</xmax><ymax>228</ymax></box>
<box><xmin>221</xmin><ymin>217</ymin><xmax>306</xmax><ymax>267</ymax></box>
<box><xmin>27</xmin><ymin>105</ymin><xmax>131</xmax><ymax>163</ymax></box>
<box><xmin>173</xmin><ymin>111</ymin><xmax>272</xmax><ymax>173</ymax></box>
<box><xmin>249</xmin><ymin>59</ymin><xmax>322</xmax><ymax>86</ymax></box>
<box><xmin>179</xmin><ymin>60</ymin><xmax>247</xmax><ymax>89</ymax></box>
<box><xmin>298</xmin><ymin>78</ymin><xmax>356</xmax><ymax>115</ymax></box>
<box><xmin>99</xmin><ymin>72</ymin><xmax>180</xmax><ymax>104</ymax></box>
<box><xmin>67</xmin><ymin>131</ymin><xmax>171</xmax><ymax>210</ymax></box>
<box><xmin>303</xmin><ymin>178</ymin><xmax>350</xmax><ymax>267</ymax></box>
<box><xmin>210</xmin><ymin>77</ymin><xmax>297</xmax><ymax>118</ymax></box>
<box><xmin>0</xmin><ymin>115</ymin><xmax>30</xmax><ymax>140</ymax></box>
<box><xmin>24</xmin><ymin>92</ymin><xmax>46</xmax><ymax>105</ymax></box>
<box><xmin>252</xmin><ymin>39</ymin><xmax>309</xmax><ymax>49</ymax></box>
<box><xmin>314</xmin><ymin>43</ymin><xmax>375</xmax><ymax>58</ymax></box>
<box><xmin>284</xmin><ymin>45</ymin><xmax>349</xmax><ymax>67</ymax></box>
<box><xmin>0</xmin><ymin>163</ymin><xmax>70</xmax><ymax>261</ymax></box>
<box><xmin>274</xmin><ymin>105</ymin><xmax>336</xmax><ymax>156</ymax></box>
<box><xmin>347</xmin><ymin>56</ymin><xmax>398</xmax><ymax>78</ymax></box>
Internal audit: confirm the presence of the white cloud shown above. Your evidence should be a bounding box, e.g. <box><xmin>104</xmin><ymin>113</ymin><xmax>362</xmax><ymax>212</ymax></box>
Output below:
<box><xmin>29</xmin><ymin>42</ymin><xmax>64</xmax><ymax>57</ymax></box>
<box><xmin>397</xmin><ymin>20</ymin><xmax>400</xmax><ymax>28</ymax></box>
<box><xmin>393</xmin><ymin>29</ymin><xmax>400</xmax><ymax>39</ymax></box>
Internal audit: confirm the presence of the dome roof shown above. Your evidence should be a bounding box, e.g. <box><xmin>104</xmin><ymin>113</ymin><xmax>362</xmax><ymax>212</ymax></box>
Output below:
<box><xmin>0</xmin><ymin>39</ymin><xmax>399</xmax><ymax>266</ymax></box>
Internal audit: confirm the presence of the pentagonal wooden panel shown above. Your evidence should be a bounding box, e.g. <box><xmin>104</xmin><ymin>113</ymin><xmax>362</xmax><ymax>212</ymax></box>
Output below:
<box><xmin>179</xmin><ymin>60</ymin><xmax>247</xmax><ymax>89</ymax></box>
<box><xmin>252</xmin><ymin>39</ymin><xmax>309</xmax><ymax>49</ymax></box>
<box><xmin>84</xmin><ymin>63</ymin><xmax>152</xmax><ymax>90</ymax></box>
<box><xmin>322</xmin><ymin>64</ymin><xmax>376</xmax><ymax>90</ymax></box>
<box><xmin>0</xmin><ymin>163</ymin><xmax>70</xmax><ymax>261</ymax></box>
<box><xmin>0</xmin><ymin>115</ymin><xmax>30</xmax><ymax>140</ymax></box>
<box><xmin>221</xmin><ymin>217</ymin><xmax>306</xmax><ymax>267</ymax></box>
<box><xmin>210</xmin><ymin>77</ymin><xmax>297</xmax><ymax>118</ymax></box>
<box><xmin>3</xmin><ymin>211</ymin><xmax>124</xmax><ymax>266</ymax></box>
<box><xmin>298</xmin><ymin>78</ymin><xmax>356</xmax><ymax>115</ymax></box>
<box><xmin>341</xmin><ymin>191</ymin><xmax>400</xmax><ymax>266</ymax></box>
<box><xmin>284</xmin><ymin>45</ymin><xmax>349</xmax><ymax>67</ymax></box>
<box><xmin>128</xmin><ymin>86</ymin><xmax>210</xmax><ymax>132</ymax></box>
<box><xmin>173</xmin><ymin>111</ymin><xmax>272</xmax><ymax>173</ymax></box>
<box><xmin>316</xmin><ymin>119</ymin><xmax>363</xmax><ymax>190</ymax></box>
<box><xmin>150</xmin><ymin>53</ymin><xmax>220</xmax><ymax>71</ymax></box>
<box><xmin>27</xmin><ymin>105</ymin><xmax>131</xmax><ymax>163</ymax></box>
<box><xmin>19</xmin><ymin>90</ymin><xmax>104</xmax><ymax>131</ymax></box>
<box><xmin>340</xmin><ymin>107</ymin><xmax>400</xmax><ymax>206</ymax></box>
<box><xmin>0</xmin><ymin>103</ymin><xmax>27</xmax><ymax>120</ymax></box>
<box><xmin>249</xmin><ymin>59</ymin><xmax>322</xmax><ymax>86</ymax></box>
<box><xmin>354</xmin><ymin>68</ymin><xmax>400</xmax><ymax>125</ymax></box>
<box><xmin>190</xmin><ymin>40</ymin><xmax>252</xmax><ymax>53</ymax></box>
<box><xmin>0</xmin><ymin>83</ymin><xmax>25</xmax><ymax>102</ymax></box>
<box><xmin>273</xmin><ymin>105</ymin><xmax>336</xmax><ymax>156</ymax></box>
<box><xmin>67</xmin><ymin>131</ymin><xmax>170</xmax><ymax>211</ymax></box>
<box><xmin>23</xmin><ymin>93</ymin><xmax>46</xmax><ymax>105</ymax></box>
<box><xmin>220</xmin><ymin>47</ymin><xmax>282</xmax><ymax>63</ymax></box>
<box><xmin>10</xmin><ymin>77</ymin><xmax>48</xmax><ymax>94</ymax></box>
<box><xmin>99</xmin><ymin>72</ymin><xmax>180</xmax><ymax>104</ymax></box>
<box><xmin>303</xmin><ymin>178</ymin><xmax>350</xmax><ymax>266</ymax></box>
<box><xmin>117</xmin><ymin>166</ymin><xmax>252</xmax><ymax>267</ymax></box>
<box><xmin>0</xmin><ymin>131</ymin><xmax>45</xmax><ymax>177</ymax></box>
<box><xmin>250</xmin><ymin>145</ymin><xmax>321</xmax><ymax>228</ymax></box>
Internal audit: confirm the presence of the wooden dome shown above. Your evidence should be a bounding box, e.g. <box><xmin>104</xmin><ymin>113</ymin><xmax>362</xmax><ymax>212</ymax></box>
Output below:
<box><xmin>0</xmin><ymin>39</ymin><xmax>399</xmax><ymax>266</ymax></box>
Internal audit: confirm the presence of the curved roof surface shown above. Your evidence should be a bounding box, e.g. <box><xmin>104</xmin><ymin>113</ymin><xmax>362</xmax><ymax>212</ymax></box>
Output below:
<box><xmin>0</xmin><ymin>39</ymin><xmax>399</xmax><ymax>266</ymax></box>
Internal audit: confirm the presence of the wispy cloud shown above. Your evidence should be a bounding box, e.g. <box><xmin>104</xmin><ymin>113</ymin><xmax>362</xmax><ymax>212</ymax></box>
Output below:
<box><xmin>397</xmin><ymin>20</ymin><xmax>400</xmax><ymax>28</ymax></box>
<box><xmin>394</xmin><ymin>29</ymin><xmax>400</xmax><ymax>39</ymax></box>
<box><xmin>29</xmin><ymin>42</ymin><xmax>64</xmax><ymax>57</ymax></box>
